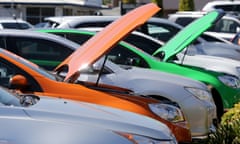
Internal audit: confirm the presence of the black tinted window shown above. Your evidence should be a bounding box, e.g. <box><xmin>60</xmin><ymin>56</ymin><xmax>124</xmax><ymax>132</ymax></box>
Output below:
<box><xmin>144</xmin><ymin>22</ymin><xmax>181</xmax><ymax>42</ymax></box>
<box><xmin>108</xmin><ymin>44</ymin><xmax>150</xmax><ymax>68</ymax></box>
<box><xmin>175</xmin><ymin>17</ymin><xmax>195</xmax><ymax>26</ymax></box>
<box><xmin>123</xmin><ymin>34</ymin><xmax>162</xmax><ymax>55</ymax></box>
<box><xmin>75</xmin><ymin>22</ymin><xmax>111</xmax><ymax>28</ymax></box>
<box><xmin>1</xmin><ymin>23</ymin><xmax>31</xmax><ymax>29</ymax></box>
<box><xmin>53</xmin><ymin>32</ymin><xmax>93</xmax><ymax>44</ymax></box>
<box><xmin>5</xmin><ymin>37</ymin><xmax>73</xmax><ymax>70</ymax></box>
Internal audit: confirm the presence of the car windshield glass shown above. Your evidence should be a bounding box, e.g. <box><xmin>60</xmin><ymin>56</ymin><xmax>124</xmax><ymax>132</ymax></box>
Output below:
<box><xmin>2</xmin><ymin>22</ymin><xmax>31</xmax><ymax>29</ymax></box>
<box><xmin>0</xmin><ymin>87</ymin><xmax>21</xmax><ymax>106</ymax></box>
<box><xmin>1</xmin><ymin>49</ymin><xmax>60</xmax><ymax>81</ymax></box>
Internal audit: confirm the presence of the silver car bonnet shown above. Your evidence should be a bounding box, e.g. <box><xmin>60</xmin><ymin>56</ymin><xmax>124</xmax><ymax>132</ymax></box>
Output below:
<box><xmin>3</xmin><ymin>95</ymin><xmax>172</xmax><ymax>140</ymax></box>
<box><xmin>177</xmin><ymin>53</ymin><xmax>240</xmax><ymax>78</ymax></box>
<box><xmin>0</xmin><ymin>117</ymin><xmax>133</xmax><ymax>144</ymax></box>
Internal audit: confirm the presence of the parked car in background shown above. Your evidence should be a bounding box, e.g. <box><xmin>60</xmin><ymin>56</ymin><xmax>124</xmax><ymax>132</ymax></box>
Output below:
<box><xmin>38</xmin><ymin>25</ymin><xmax>240</xmax><ymax>121</ymax></box>
<box><xmin>168</xmin><ymin>10</ymin><xmax>240</xmax><ymax>41</ymax></box>
<box><xmin>202</xmin><ymin>0</ymin><xmax>240</xmax><ymax>14</ymax></box>
<box><xmin>0</xmin><ymin>29</ymin><xmax>80</xmax><ymax>70</ymax></box>
<box><xmin>0</xmin><ymin>17</ymin><xmax>33</xmax><ymax>29</ymax></box>
<box><xmin>43</xmin><ymin>14</ymin><xmax>240</xmax><ymax>61</ymax></box>
<box><xmin>0</xmin><ymin>87</ymin><xmax>177</xmax><ymax>144</ymax></box>
<box><xmin>43</xmin><ymin>15</ymin><xmax>181</xmax><ymax>43</ymax></box>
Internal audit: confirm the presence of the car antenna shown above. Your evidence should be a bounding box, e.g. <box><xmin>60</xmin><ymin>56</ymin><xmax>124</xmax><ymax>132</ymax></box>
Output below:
<box><xmin>95</xmin><ymin>54</ymin><xmax>108</xmax><ymax>86</ymax></box>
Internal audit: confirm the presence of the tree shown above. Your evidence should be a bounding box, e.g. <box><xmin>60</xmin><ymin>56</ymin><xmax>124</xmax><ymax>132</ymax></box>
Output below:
<box><xmin>179</xmin><ymin>0</ymin><xmax>195</xmax><ymax>11</ymax></box>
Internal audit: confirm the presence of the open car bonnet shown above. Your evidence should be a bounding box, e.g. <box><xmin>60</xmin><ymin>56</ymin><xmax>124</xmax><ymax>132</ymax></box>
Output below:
<box><xmin>152</xmin><ymin>10</ymin><xmax>225</xmax><ymax>62</ymax></box>
<box><xmin>54</xmin><ymin>3</ymin><xmax>160</xmax><ymax>82</ymax></box>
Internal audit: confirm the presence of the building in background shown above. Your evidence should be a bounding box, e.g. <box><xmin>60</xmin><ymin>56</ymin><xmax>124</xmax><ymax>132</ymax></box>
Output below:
<box><xmin>0</xmin><ymin>0</ymin><xmax>220</xmax><ymax>24</ymax></box>
<box><xmin>0</xmin><ymin>0</ymin><xmax>106</xmax><ymax>24</ymax></box>
<box><xmin>107</xmin><ymin>0</ymin><xmax>214</xmax><ymax>16</ymax></box>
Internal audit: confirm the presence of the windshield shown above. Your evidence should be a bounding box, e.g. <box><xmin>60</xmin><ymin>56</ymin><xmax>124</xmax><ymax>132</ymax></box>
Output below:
<box><xmin>2</xmin><ymin>49</ymin><xmax>62</xmax><ymax>81</ymax></box>
<box><xmin>1</xmin><ymin>22</ymin><xmax>32</xmax><ymax>29</ymax></box>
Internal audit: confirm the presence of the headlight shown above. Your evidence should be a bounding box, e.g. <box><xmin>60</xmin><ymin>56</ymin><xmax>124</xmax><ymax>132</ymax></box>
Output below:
<box><xmin>218</xmin><ymin>74</ymin><xmax>240</xmax><ymax>88</ymax></box>
<box><xmin>149</xmin><ymin>103</ymin><xmax>185</xmax><ymax>122</ymax></box>
<box><xmin>116</xmin><ymin>132</ymin><xmax>177</xmax><ymax>144</ymax></box>
<box><xmin>185</xmin><ymin>87</ymin><xmax>213</xmax><ymax>102</ymax></box>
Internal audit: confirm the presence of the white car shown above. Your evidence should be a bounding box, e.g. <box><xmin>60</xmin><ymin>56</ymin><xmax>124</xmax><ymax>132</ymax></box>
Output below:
<box><xmin>0</xmin><ymin>17</ymin><xmax>33</xmax><ymax>29</ymax></box>
<box><xmin>202</xmin><ymin>1</ymin><xmax>240</xmax><ymax>13</ymax></box>
<box><xmin>168</xmin><ymin>10</ymin><xmax>240</xmax><ymax>41</ymax></box>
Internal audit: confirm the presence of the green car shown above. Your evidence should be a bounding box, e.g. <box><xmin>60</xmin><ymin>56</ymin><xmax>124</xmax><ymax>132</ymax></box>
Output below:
<box><xmin>37</xmin><ymin>10</ymin><xmax>240</xmax><ymax>119</ymax></box>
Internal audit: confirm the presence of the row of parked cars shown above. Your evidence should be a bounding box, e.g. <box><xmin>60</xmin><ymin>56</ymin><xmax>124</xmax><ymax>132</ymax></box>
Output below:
<box><xmin>1</xmin><ymin>2</ymin><xmax>240</xmax><ymax>144</ymax></box>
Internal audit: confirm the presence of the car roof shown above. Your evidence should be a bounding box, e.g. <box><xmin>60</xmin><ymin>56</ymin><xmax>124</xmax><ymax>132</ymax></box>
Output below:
<box><xmin>0</xmin><ymin>29</ymin><xmax>80</xmax><ymax>49</ymax></box>
<box><xmin>202</xmin><ymin>1</ymin><xmax>240</xmax><ymax>11</ymax></box>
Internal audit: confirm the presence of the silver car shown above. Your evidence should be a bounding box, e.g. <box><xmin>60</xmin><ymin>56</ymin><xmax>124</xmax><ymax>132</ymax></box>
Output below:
<box><xmin>0</xmin><ymin>87</ymin><xmax>177</xmax><ymax>144</ymax></box>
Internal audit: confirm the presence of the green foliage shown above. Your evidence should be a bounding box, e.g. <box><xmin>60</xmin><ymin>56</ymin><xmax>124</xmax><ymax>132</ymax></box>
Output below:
<box><xmin>206</xmin><ymin>103</ymin><xmax>240</xmax><ymax>144</ymax></box>
<box><xmin>178</xmin><ymin>0</ymin><xmax>195</xmax><ymax>11</ymax></box>
<box><xmin>122</xmin><ymin>0</ymin><xmax>135</xmax><ymax>4</ymax></box>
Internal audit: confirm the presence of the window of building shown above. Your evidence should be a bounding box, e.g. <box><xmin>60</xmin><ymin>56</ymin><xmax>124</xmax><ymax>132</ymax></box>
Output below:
<box><xmin>26</xmin><ymin>7</ymin><xmax>55</xmax><ymax>25</ymax></box>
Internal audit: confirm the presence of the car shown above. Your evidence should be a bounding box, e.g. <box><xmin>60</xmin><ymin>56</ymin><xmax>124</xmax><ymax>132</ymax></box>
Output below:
<box><xmin>0</xmin><ymin>29</ymin><xmax>81</xmax><ymax>71</ymax></box>
<box><xmin>168</xmin><ymin>10</ymin><xmax>240</xmax><ymax>41</ymax></box>
<box><xmin>0</xmin><ymin>17</ymin><xmax>33</xmax><ymax>29</ymax></box>
<box><xmin>202</xmin><ymin>0</ymin><xmax>240</xmax><ymax>14</ymax></box>
<box><xmin>0</xmin><ymin>4</ymin><xmax>197</xmax><ymax>143</ymax></box>
<box><xmin>0</xmin><ymin>87</ymin><xmax>177</xmax><ymax>144</ymax></box>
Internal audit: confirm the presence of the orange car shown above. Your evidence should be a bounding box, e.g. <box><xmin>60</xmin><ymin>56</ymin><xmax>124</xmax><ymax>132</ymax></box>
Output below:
<box><xmin>0</xmin><ymin>3</ymin><xmax>191</xmax><ymax>143</ymax></box>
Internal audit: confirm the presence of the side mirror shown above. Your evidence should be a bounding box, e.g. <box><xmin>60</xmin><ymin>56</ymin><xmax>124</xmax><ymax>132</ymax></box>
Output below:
<box><xmin>9</xmin><ymin>74</ymin><xmax>28</xmax><ymax>90</ymax></box>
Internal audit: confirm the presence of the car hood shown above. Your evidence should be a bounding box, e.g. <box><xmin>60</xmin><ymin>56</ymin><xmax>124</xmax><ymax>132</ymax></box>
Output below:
<box><xmin>11</xmin><ymin>96</ymin><xmax>171</xmax><ymax>139</ymax></box>
<box><xmin>54</xmin><ymin>3</ymin><xmax>160</xmax><ymax>82</ymax></box>
<box><xmin>0</xmin><ymin>117</ymin><xmax>133</xmax><ymax>144</ymax></box>
<box><xmin>152</xmin><ymin>10</ymin><xmax>225</xmax><ymax>62</ymax></box>
<box><xmin>177</xmin><ymin>53</ymin><xmax>240</xmax><ymax>78</ymax></box>
<box><xmin>194</xmin><ymin>41</ymin><xmax>240</xmax><ymax>61</ymax></box>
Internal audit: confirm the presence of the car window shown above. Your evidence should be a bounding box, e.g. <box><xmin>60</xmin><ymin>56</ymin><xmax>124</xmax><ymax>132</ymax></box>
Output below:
<box><xmin>175</xmin><ymin>17</ymin><xmax>196</xmax><ymax>26</ymax></box>
<box><xmin>1</xmin><ymin>22</ymin><xmax>32</xmax><ymax>29</ymax></box>
<box><xmin>209</xmin><ymin>19</ymin><xmax>239</xmax><ymax>33</ymax></box>
<box><xmin>75</xmin><ymin>22</ymin><xmax>110</xmax><ymax>28</ymax></box>
<box><xmin>0</xmin><ymin>87</ymin><xmax>21</xmax><ymax>106</ymax></box>
<box><xmin>215</xmin><ymin>5</ymin><xmax>240</xmax><ymax>12</ymax></box>
<box><xmin>108</xmin><ymin>44</ymin><xmax>150</xmax><ymax>68</ymax></box>
<box><xmin>5</xmin><ymin>37</ymin><xmax>73</xmax><ymax>70</ymax></box>
<box><xmin>55</xmin><ymin>32</ymin><xmax>92</xmax><ymax>44</ymax></box>
<box><xmin>144</xmin><ymin>22</ymin><xmax>180</xmax><ymax>42</ymax></box>
<box><xmin>0</xmin><ymin>58</ymin><xmax>42</xmax><ymax>92</ymax></box>
<box><xmin>123</xmin><ymin>33</ymin><xmax>162</xmax><ymax>55</ymax></box>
